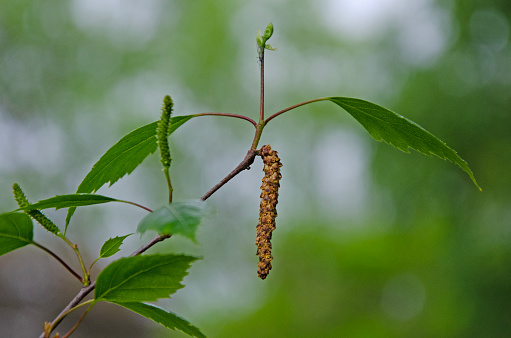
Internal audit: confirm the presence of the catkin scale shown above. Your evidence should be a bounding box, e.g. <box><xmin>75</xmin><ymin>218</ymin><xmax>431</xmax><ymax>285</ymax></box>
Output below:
<box><xmin>256</xmin><ymin>144</ymin><xmax>282</xmax><ymax>279</ymax></box>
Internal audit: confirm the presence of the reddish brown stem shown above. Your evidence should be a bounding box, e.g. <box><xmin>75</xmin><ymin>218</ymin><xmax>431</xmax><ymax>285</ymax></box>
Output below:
<box><xmin>33</xmin><ymin>242</ymin><xmax>83</xmax><ymax>283</ymax></box>
<box><xmin>195</xmin><ymin>112</ymin><xmax>257</xmax><ymax>127</ymax></box>
<box><xmin>265</xmin><ymin>97</ymin><xmax>327</xmax><ymax>124</ymax></box>
<box><xmin>61</xmin><ymin>303</ymin><xmax>94</xmax><ymax>338</ymax></box>
<box><xmin>259</xmin><ymin>50</ymin><xmax>265</xmax><ymax>122</ymax></box>
<box><xmin>201</xmin><ymin>149</ymin><xmax>257</xmax><ymax>201</ymax></box>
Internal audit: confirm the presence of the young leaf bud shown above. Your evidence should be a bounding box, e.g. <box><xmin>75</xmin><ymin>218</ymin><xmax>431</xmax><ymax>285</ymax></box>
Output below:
<box><xmin>256</xmin><ymin>28</ymin><xmax>263</xmax><ymax>47</ymax></box>
<box><xmin>263</xmin><ymin>22</ymin><xmax>274</xmax><ymax>41</ymax></box>
<box><xmin>255</xmin><ymin>145</ymin><xmax>283</xmax><ymax>280</ymax></box>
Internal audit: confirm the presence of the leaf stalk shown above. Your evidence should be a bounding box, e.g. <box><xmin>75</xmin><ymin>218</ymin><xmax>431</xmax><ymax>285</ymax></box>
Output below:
<box><xmin>32</xmin><ymin>241</ymin><xmax>83</xmax><ymax>283</ymax></box>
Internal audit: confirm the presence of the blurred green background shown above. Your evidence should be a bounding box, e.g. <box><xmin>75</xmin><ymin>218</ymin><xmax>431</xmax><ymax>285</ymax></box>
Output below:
<box><xmin>0</xmin><ymin>0</ymin><xmax>509</xmax><ymax>337</ymax></box>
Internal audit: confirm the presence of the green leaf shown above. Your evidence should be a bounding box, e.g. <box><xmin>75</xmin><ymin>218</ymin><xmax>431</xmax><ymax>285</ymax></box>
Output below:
<box><xmin>137</xmin><ymin>200</ymin><xmax>210</xmax><ymax>242</ymax></box>
<box><xmin>16</xmin><ymin>194</ymin><xmax>119</xmax><ymax>211</ymax></box>
<box><xmin>328</xmin><ymin>97</ymin><xmax>481</xmax><ymax>190</ymax></box>
<box><xmin>76</xmin><ymin>121</ymin><xmax>158</xmax><ymax>194</ymax></box>
<box><xmin>265</xmin><ymin>44</ymin><xmax>277</xmax><ymax>51</ymax></box>
<box><xmin>77</xmin><ymin>116</ymin><xmax>195</xmax><ymax>194</ymax></box>
<box><xmin>99</xmin><ymin>234</ymin><xmax>133</xmax><ymax>259</ymax></box>
<box><xmin>0</xmin><ymin>213</ymin><xmax>33</xmax><ymax>256</ymax></box>
<box><xmin>110</xmin><ymin>302</ymin><xmax>205</xmax><ymax>338</ymax></box>
<box><xmin>95</xmin><ymin>254</ymin><xmax>198</xmax><ymax>302</ymax></box>
<box><xmin>66</xmin><ymin>115</ymin><xmax>196</xmax><ymax>232</ymax></box>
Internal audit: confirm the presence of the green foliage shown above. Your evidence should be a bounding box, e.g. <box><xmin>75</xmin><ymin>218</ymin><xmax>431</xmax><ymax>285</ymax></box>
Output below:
<box><xmin>16</xmin><ymin>194</ymin><xmax>119</xmax><ymax>211</ymax></box>
<box><xmin>0</xmin><ymin>18</ymin><xmax>484</xmax><ymax>337</ymax></box>
<box><xmin>137</xmin><ymin>200</ymin><xmax>210</xmax><ymax>242</ymax></box>
<box><xmin>77</xmin><ymin>121</ymin><xmax>160</xmax><ymax>194</ymax></box>
<box><xmin>66</xmin><ymin>115</ymin><xmax>196</xmax><ymax>231</ymax></box>
<box><xmin>0</xmin><ymin>213</ymin><xmax>33</xmax><ymax>256</ymax></box>
<box><xmin>111</xmin><ymin>302</ymin><xmax>206</xmax><ymax>338</ymax></box>
<box><xmin>94</xmin><ymin>254</ymin><xmax>198</xmax><ymax>302</ymax></box>
<box><xmin>327</xmin><ymin>97</ymin><xmax>481</xmax><ymax>190</ymax></box>
<box><xmin>257</xmin><ymin>22</ymin><xmax>277</xmax><ymax>55</ymax></box>
<box><xmin>98</xmin><ymin>234</ymin><xmax>133</xmax><ymax>259</ymax></box>
<box><xmin>64</xmin><ymin>121</ymin><xmax>158</xmax><ymax>231</ymax></box>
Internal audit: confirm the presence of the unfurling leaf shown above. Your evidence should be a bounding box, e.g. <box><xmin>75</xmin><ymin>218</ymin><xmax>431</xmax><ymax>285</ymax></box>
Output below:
<box><xmin>264</xmin><ymin>44</ymin><xmax>277</xmax><ymax>51</ymax></box>
<box><xmin>111</xmin><ymin>302</ymin><xmax>205</xmax><ymax>338</ymax></box>
<box><xmin>99</xmin><ymin>234</ymin><xmax>133</xmax><ymax>259</ymax></box>
<box><xmin>0</xmin><ymin>213</ymin><xmax>33</xmax><ymax>256</ymax></box>
<box><xmin>95</xmin><ymin>254</ymin><xmax>198</xmax><ymax>302</ymax></box>
<box><xmin>327</xmin><ymin>97</ymin><xmax>481</xmax><ymax>190</ymax></box>
<box><xmin>263</xmin><ymin>22</ymin><xmax>274</xmax><ymax>40</ymax></box>
<box><xmin>137</xmin><ymin>200</ymin><xmax>210</xmax><ymax>242</ymax></box>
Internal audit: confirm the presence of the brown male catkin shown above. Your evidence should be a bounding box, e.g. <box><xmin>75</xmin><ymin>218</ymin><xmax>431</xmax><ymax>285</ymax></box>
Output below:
<box><xmin>256</xmin><ymin>144</ymin><xmax>282</xmax><ymax>279</ymax></box>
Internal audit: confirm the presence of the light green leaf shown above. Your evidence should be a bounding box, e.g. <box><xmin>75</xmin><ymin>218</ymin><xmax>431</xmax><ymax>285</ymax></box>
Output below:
<box><xmin>328</xmin><ymin>97</ymin><xmax>481</xmax><ymax>190</ymax></box>
<box><xmin>111</xmin><ymin>302</ymin><xmax>205</xmax><ymax>338</ymax></box>
<box><xmin>0</xmin><ymin>213</ymin><xmax>33</xmax><ymax>256</ymax></box>
<box><xmin>66</xmin><ymin>115</ymin><xmax>196</xmax><ymax>232</ymax></box>
<box><xmin>95</xmin><ymin>254</ymin><xmax>198</xmax><ymax>302</ymax></box>
<box><xmin>99</xmin><ymin>234</ymin><xmax>133</xmax><ymax>259</ymax></box>
<box><xmin>16</xmin><ymin>194</ymin><xmax>119</xmax><ymax>211</ymax></box>
<box><xmin>137</xmin><ymin>200</ymin><xmax>210</xmax><ymax>242</ymax></box>
<box><xmin>264</xmin><ymin>44</ymin><xmax>277</xmax><ymax>51</ymax></box>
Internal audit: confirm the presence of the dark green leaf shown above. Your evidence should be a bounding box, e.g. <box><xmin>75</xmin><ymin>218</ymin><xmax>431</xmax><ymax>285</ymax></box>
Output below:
<box><xmin>0</xmin><ymin>213</ymin><xmax>33</xmax><ymax>256</ymax></box>
<box><xmin>66</xmin><ymin>115</ymin><xmax>196</xmax><ymax>231</ymax></box>
<box><xmin>99</xmin><ymin>234</ymin><xmax>133</xmax><ymax>259</ymax></box>
<box><xmin>328</xmin><ymin>97</ymin><xmax>481</xmax><ymax>190</ymax></box>
<box><xmin>77</xmin><ymin>116</ymin><xmax>195</xmax><ymax>194</ymax></box>
<box><xmin>137</xmin><ymin>200</ymin><xmax>210</xmax><ymax>242</ymax></box>
<box><xmin>77</xmin><ymin>121</ymin><xmax>158</xmax><ymax>194</ymax></box>
<box><xmin>95</xmin><ymin>254</ymin><xmax>198</xmax><ymax>302</ymax></box>
<box><xmin>17</xmin><ymin>194</ymin><xmax>119</xmax><ymax>211</ymax></box>
<box><xmin>111</xmin><ymin>302</ymin><xmax>205</xmax><ymax>338</ymax></box>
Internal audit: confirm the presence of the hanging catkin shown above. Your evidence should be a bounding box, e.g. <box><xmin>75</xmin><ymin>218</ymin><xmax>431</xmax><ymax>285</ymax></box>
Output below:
<box><xmin>256</xmin><ymin>144</ymin><xmax>282</xmax><ymax>279</ymax></box>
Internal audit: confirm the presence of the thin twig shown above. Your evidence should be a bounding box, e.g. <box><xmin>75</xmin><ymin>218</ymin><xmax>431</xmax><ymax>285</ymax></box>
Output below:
<box><xmin>250</xmin><ymin>46</ymin><xmax>267</xmax><ymax>151</ymax></box>
<box><xmin>61</xmin><ymin>302</ymin><xmax>95</xmax><ymax>338</ymax></box>
<box><xmin>201</xmin><ymin>149</ymin><xmax>257</xmax><ymax>201</ymax></box>
<box><xmin>119</xmin><ymin>200</ymin><xmax>153</xmax><ymax>213</ymax></box>
<box><xmin>164</xmin><ymin>168</ymin><xmax>173</xmax><ymax>204</ymax></box>
<box><xmin>265</xmin><ymin>97</ymin><xmax>327</xmax><ymax>124</ymax></box>
<box><xmin>60</xmin><ymin>236</ymin><xmax>89</xmax><ymax>286</ymax></box>
<box><xmin>129</xmin><ymin>233</ymin><xmax>172</xmax><ymax>257</ymax></box>
<box><xmin>194</xmin><ymin>112</ymin><xmax>257</xmax><ymax>127</ymax></box>
<box><xmin>39</xmin><ymin>283</ymin><xmax>96</xmax><ymax>338</ymax></box>
<box><xmin>32</xmin><ymin>242</ymin><xmax>83</xmax><ymax>283</ymax></box>
<box><xmin>259</xmin><ymin>49</ymin><xmax>265</xmax><ymax>122</ymax></box>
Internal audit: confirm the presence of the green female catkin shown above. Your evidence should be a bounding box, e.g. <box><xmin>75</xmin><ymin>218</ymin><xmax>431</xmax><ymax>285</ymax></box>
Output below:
<box><xmin>12</xmin><ymin>183</ymin><xmax>61</xmax><ymax>235</ymax></box>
